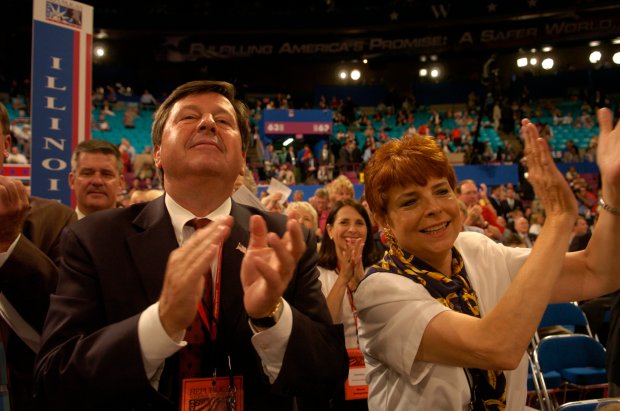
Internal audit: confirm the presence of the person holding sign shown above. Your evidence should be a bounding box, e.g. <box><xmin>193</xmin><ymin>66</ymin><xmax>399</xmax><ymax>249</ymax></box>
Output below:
<box><xmin>355</xmin><ymin>110</ymin><xmax>620</xmax><ymax>410</ymax></box>
<box><xmin>34</xmin><ymin>81</ymin><xmax>348</xmax><ymax>410</ymax></box>
<box><xmin>317</xmin><ymin>199</ymin><xmax>382</xmax><ymax>410</ymax></box>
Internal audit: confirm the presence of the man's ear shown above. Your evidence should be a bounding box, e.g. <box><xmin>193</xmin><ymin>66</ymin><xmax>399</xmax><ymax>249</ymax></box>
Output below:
<box><xmin>239</xmin><ymin>153</ymin><xmax>246</xmax><ymax>177</ymax></box>
<box><xmin>116</xmin><ymin>174</ymin><xmax>125</xmax><ymax>193</ymax></box>
<box><xmin>153</xmin><ymin>145</ymin><xmax>161</xmax><ymax>169</ymax></box>
<box><xmin>68</xmin><ymin>171</ymin><xmax>76</xmax><ymax>190</ymax></box>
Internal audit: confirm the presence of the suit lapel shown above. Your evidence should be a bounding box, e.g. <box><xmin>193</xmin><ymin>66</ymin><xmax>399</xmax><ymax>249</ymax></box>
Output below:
<box><xmin>127</xmin><ymin>197</ymin><xmax>178</xmax><ymax>304</ymax></box>
<box><xmin>219</xmin><ymin>202</ymin><xmax>252</xmax><ymax>336</ymax></box>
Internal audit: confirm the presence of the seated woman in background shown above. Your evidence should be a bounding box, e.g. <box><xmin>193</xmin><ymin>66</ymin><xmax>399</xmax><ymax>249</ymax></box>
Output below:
<box><xmin>285</xmin><ymin>201</ymin><xmax>320</xmax><ymax>240</ymax></box>
<box><xmin>355</xmin><ymin>109</ymin><xmax>620</xmax><ymax>410</ymax></box>
<box><xmin>317</xmin><ymin>199</ymin><xmax>382</xmax><ymax>410</ymax></box>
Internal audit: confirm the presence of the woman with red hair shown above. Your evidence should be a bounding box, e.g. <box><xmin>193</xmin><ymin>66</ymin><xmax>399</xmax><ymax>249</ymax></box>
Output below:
<box><xmin>355</xmin><ymin>109</ymin><xmax>620</xmax><ymax>410</ymax></box>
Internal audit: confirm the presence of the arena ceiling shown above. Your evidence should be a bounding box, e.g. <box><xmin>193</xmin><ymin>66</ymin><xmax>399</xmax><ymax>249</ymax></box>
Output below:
<box><xmin>3</xmin><ymin>0</ymin><xmax>620</xmax><ymax>97</ymax></box>
<box><xmin>6</xmin><ymin>1</ymin><xmax>620</xmax><ymax>38</ymax></box>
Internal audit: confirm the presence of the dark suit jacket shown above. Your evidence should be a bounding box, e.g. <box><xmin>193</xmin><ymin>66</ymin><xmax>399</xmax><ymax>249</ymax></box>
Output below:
<box><xmin>34</xmin><ymin>197</ymin><xmax>348</xmax><ymax>411</ymax></box>
<box><xmin>0</xmin><ymin>196</ymin><xmax>76</xmax><ymax>411</ymax></box>
<box><xmin>500</xmin><ymin>198</ymin><xmax>523</xmax><ymax>218</ymax></box>
<box><xmin>488</xmin><ymin>196</ymin><xmax>502</xmax><ymax>215</ymax></box>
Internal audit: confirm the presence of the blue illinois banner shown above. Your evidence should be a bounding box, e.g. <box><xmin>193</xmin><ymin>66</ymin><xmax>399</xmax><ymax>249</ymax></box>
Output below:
<box><xmin>31</xmin><ymin>0</ymin><xmax>93</xmax><ymax>205</ymax></box>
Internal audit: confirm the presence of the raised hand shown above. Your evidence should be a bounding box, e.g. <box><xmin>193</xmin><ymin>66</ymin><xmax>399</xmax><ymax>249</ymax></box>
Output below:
<box><xmin>0</xmin><ymin>176</ymin><xmax>29</xmax><ymax>252</ymax></box>
<box><xmin>241</xmin><ymin>215</ymin><xmax>306</xmax><ymax>318</ymax></box>
<box><xmin>521</xmin><ymin>119</ymin><xmax>577</xmax><ymax>220</ymax></box>
<box><xmin>466</xmin><ymin>204</ymin><xmax>484</xmax><ymax>226</ymax></box>
<box><xmin>596</xmin><ymin>108</ymin><xmax>620</xmax><ymax>202</ymax></box>
<box><xmin>339</xmin><ymin>237</ymin><xmax>364</xmax><ymax>291</ymax></box>
<box><xmin>159</xmin><ymin>215</ymin><xmax>233</xmax><ymax>337</ymax></box>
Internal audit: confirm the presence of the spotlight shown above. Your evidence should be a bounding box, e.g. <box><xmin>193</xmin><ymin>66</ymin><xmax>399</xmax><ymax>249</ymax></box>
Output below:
<box><xmin>339</xmin><ymin>71</ymin><xmax>347</xmax><ymax>79</ymax></box>
<box><xmin>589</xmin><ymin>40</ymin><xmax>601</xmax><ymax>47</ymax></box>
<box><xmin>613</xmin><ymin>38</ymin><xmax>620</xmax><ymax>45</ymax></box>
<box><xmin>529</xmin><ymin>57</ymin><xmax>538</xmax><ymax>66</ymax></box>
<box><xmin>362</xmin><ymin>58</ymin><xmax>368</xmax><ymax>64</ymax></box>
<box><xmin>419</xmin><ymin>68</ymin><xmax>428</xmax><ymax>77</ymax></box>
<box><xmin>350</xmin><ymin>69</ymin><xmax>361</xmax><ymax>81</ymax></box>
<box><xmin>430</xmin><ymin>68</ymin><xmax>439</xmax><ymax>78</ymax></box>
<box><xmin>420</xmin><ymin>55</ymin><xmax>427</xmax><ymax>62</ymax></box>
<box><xmin>517</xmin><ymin>57</ymin><xmax>528</xmax><ymax>67</ymax></box>
<box><xmin>283</xmin><ymin>138</ymin><xmax>294</xmax><ymax>147</ymax></box>
<box><xmin>430</xmin><ymin>55</ymin><xmax>438</xmax><ymax>61</ymax></box>
<box><xmin>542</xmin><ymin>46</ymin><xmax>553</xmax><ymax>52</ymax></box>
<box><xmin>542</xmin><ymin>58</ymin><xmax>554</xmax><ymax>70</ymax></box>
<box><xmin>94</xmin><ymin>46</ymin><xmax>105</xmax><ymax>57</ymax></box>
<box><xmin>613</xmin><ymin>52</ymin><xmax>620</xmax><ymax>65</ymax></box>
<box><xmin>589</xmin><ymin>51</ymin><xmax>602</xmax><ymax>64</ymax></box>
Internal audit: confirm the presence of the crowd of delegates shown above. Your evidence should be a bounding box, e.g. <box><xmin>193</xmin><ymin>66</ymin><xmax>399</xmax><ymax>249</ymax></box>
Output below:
<box><xmin>250</xmin><ymin>90</ymin><xmax>613</xmax><ymax>187</ymax></box>
<box><xmin>1</xmin><ymin>75</ymin><xmax>616</xmax><ymax>190</ymax></box>
<box><xmin>2</xmin><ymin>76</ymin><xmax>620</xmax><ymax>410</ymax></box>
<box><xmin>257</xmin><ymin>143</ymin><xmax>602</xmax><ymax>262</ymax></box>
<box><xmin>258</xmin><ymin>156</ymin><xmax>602</xmax><ymax>258</ymax></box>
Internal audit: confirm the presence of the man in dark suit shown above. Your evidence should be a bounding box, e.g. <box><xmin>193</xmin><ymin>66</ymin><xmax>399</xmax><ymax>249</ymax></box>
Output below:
<box><xmin>502</xmin><ymin>216</ymin><xmax>537</xmax><ymax>248</ymax></box>
<box><xmin>0</xmin><ymin>102</ymin><xmax>76</xmax><ymax>410</ymax></box>
<box><xmin>487</xmin><ymin>184</ymin><xmax>504</xmax><ymax>216</ymax></box>
<box><xmin>34</xmin><ymin>81</ymin><xmax>348</xmax><ymax>410</ymax></box>
<box><xmin>499</xmin><ymin>186</ymin><xmax>523</xmax><ymax>220</ymax></box>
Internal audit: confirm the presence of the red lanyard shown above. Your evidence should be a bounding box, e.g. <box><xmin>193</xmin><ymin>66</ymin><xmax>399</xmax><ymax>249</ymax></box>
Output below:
<box><xmin>337</xmin><ymin>264</ymin><xmax>360</xmax><ymax>346</ymax></box>
<box><xmin>197</xmin><ymin>245</ymin><xmax>222</xmax><ymax>341</ymax></box>
<box><xmin>346</xmin><ymin>286</ymin><xmax>359</xmax><ymax>334</ymax></box>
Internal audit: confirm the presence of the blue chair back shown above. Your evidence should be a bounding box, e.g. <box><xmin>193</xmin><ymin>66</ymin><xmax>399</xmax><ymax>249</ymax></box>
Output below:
<box><xmin>537</xmin><ymin>334</ymin><xmax>605</xmax><ymax>372</ymax></box>
<box><xmin>539</xmin><ymin>303</ymin><xmax>589</xmax><ymax>333</ymax></box>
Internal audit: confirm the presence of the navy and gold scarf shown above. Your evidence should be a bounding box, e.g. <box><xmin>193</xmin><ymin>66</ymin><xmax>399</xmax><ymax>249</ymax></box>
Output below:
<box><xmin>366</xmin><ymin>243</ymin><xmax>507</xmax><ymax>411</ymax></box>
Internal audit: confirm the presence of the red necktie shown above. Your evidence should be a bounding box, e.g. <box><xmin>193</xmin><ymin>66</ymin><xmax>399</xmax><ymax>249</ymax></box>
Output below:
<box><xmin>178</xmin><ymin>218</ymin><xmax>211</xmax><ymax>379</ymax></box>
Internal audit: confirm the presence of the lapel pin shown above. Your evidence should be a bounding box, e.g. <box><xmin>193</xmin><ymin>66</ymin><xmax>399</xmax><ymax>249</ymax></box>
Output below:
<box><xmin>236</xmin><ymin>243</ymin><xmax>247</xmax><ymax>254</ymax></box>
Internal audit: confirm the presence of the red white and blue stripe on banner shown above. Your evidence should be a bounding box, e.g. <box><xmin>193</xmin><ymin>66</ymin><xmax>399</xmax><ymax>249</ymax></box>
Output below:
<box><xmin>31</xmin><ymin>0</ymin><xmax>92</xmax><ymax>206</ymax></box>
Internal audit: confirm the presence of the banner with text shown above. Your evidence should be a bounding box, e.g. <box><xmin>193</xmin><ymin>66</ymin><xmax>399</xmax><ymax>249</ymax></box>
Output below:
<box><xmin>31</xmin><ymin>0</ymin><xmax>93</xmax><ymax>205</ymax></box>
<box><xmin>162</xmin><ymin>15</ymin><xmax>620</xmax><ymax>61</ymax></box>
<box><xmin>263</xmin><ymin>109</ymin><xmax>333</xmax><ymax>135</ymax></box>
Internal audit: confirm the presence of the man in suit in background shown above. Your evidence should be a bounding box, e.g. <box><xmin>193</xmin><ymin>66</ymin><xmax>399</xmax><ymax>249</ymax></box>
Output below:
<box><xmin>487</xmin><ymin>184</ymin><xmax>504</xmax><ymax>215</ymax></box>
<box><xmin>35</xmin><ymin>81</ymin><xmax>348</xmax><ymax>410</ymax></box>
<box><xmin>0</xmin><ymin>102</ymin><xmax>76</xmax><ymax>410</ymax></box>
<box><xmin>69</xmin><ymin>139</ymin><xmax>124</xmax><ymax>219</ymax></box>
<box><xmin>506</xmin><ymin>216</ymin><xmax>537</xmax><ymax>248</ymax></box>
<box><xmin>500</xmin><ymin>186</ymin><xmax>523</xmax><ymax>221</ymax></box>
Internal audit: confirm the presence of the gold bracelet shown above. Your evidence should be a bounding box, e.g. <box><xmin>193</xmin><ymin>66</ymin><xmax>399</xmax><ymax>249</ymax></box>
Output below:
<box><xmin>266</xmin><ymin>298</ymin><xmax>283</xmax><ymax>318</ymax></box>
<box><xmin>599</xmin><ymin>198</ymin><xmax>620</xmax><ymax>216</ymax></box>
<box><xmin>249</xmin><ymin>298</ymin><xmax>283</xmax><ymax>328</ymax></box>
